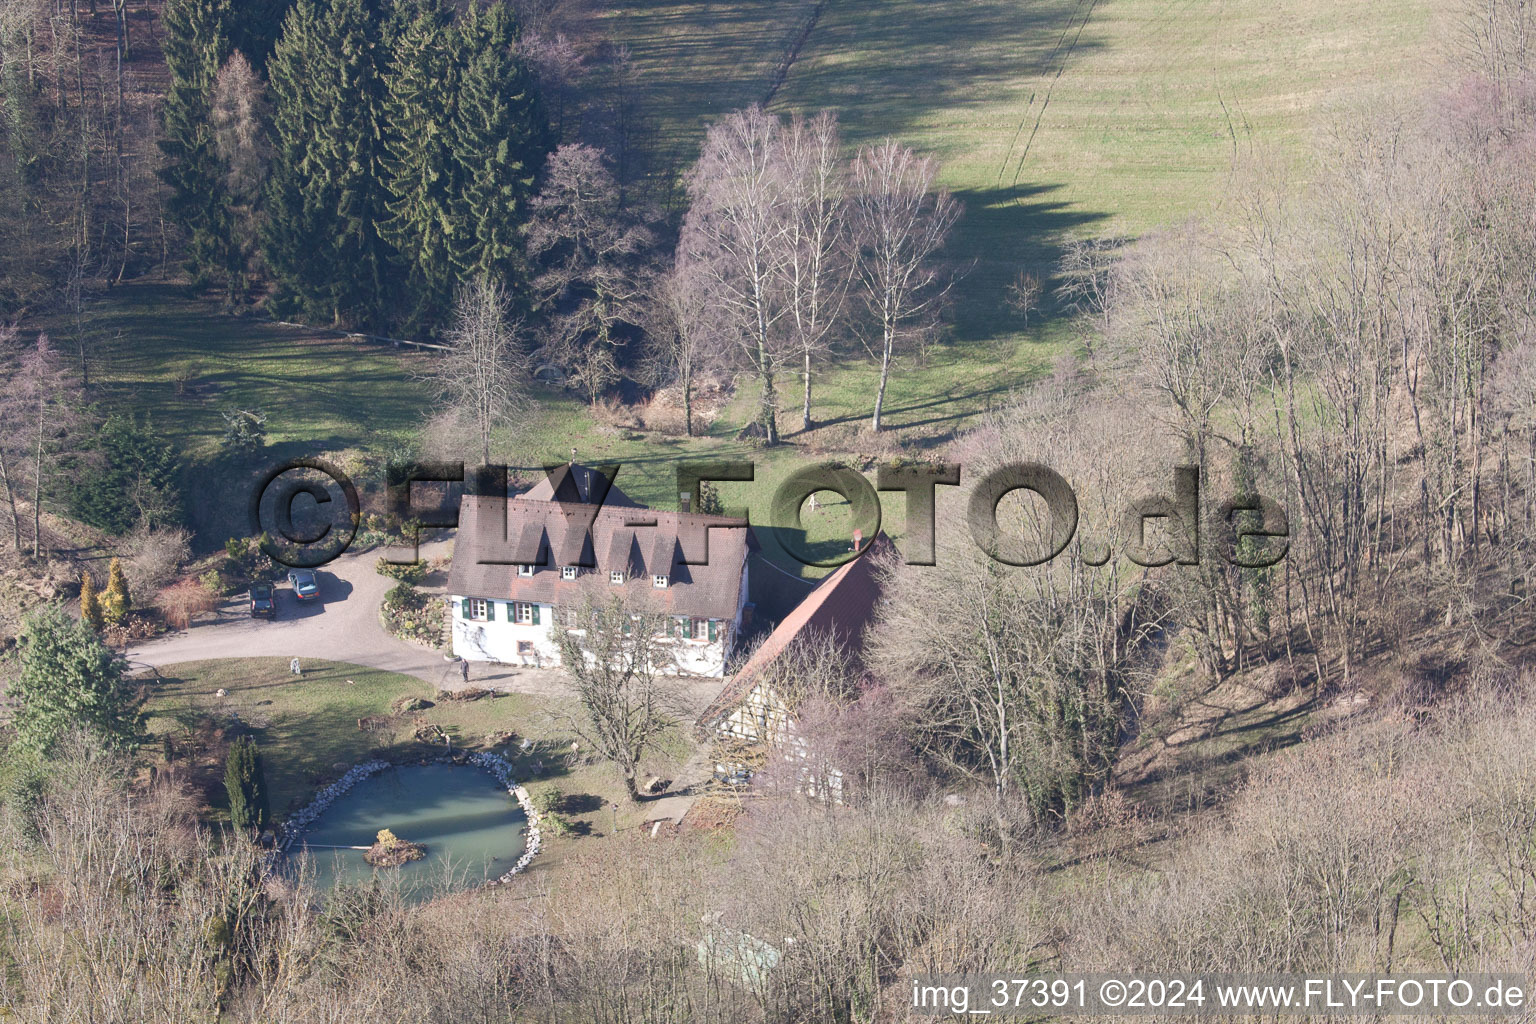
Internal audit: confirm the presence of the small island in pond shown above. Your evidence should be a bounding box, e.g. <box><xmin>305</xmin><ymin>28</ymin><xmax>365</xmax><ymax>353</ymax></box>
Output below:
<box><xmin>363</xmin><ymin>828</ymin><xmax>427</xmax><ymax>868</ymax></box>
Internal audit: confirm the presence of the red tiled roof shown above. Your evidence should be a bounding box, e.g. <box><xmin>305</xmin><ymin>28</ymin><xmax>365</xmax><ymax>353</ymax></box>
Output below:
<box><xmin>697</xmin><ymin>534</ymin><xmax>894</xmax><ymax>728</ymax></box>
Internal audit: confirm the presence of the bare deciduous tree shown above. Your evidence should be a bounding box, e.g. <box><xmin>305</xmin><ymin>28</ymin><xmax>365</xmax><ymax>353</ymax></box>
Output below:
<box><xmin>849</xmin><ymin>140</ymin><xmax>959</xmax><ymax>432</ymax></box>
<box><xmin>553</xmin><ymin>589</ymin><xmax>685</xmax><ymax>801</ymax></box>
<box><xmin>779</xmin><ymin>110</ymin><xmax>851</xmax><ymax>432</ymax></box>
<box><xmin>528</xmin><ymin>144</ymin><xmax>653</xmax><ymax>405</ymax></box>
<box><xmin>425</xmin><ymin>278</ymin><xmax>531</xmax><ymax>466</ymax></box>
<box><xmin>682</xmin><ymin>106</ymin><xmax>792</xmax><ymax>443</ymax></box>
<box><xmin>518</xmin><ymin>31</ymin><xmax>582</xmax><ymax>139</ymax></box>
<box><xmin>1055</xmin><ymin>235</ymin><xmax>1129</xmax><ymax>355</ymax></box>
<box><xmin>640</xmin><ymin>255</ymin><xmax>720</xmax><ymax>437</ymax></box>
<box><xmin>3</xmin><ymin>333</ymin><xmax>81</xmax><ymax>556</ymax></box>
<box><xmin>211</xmin><ymin>52</ymin><xmax>271</xmax><ymax>301</ymax></box>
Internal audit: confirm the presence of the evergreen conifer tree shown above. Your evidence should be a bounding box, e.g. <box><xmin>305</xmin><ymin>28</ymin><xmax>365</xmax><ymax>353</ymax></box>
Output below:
<box><xmin>379</xmin><ymin>0</ymin><xmax>459</xmax><ymax>330</ymax></box>
<box><xmin>159</xmin><ymin>0</ymin><xmax>236</xmax><ymax>292</ymax></box>
<box><xmin>265</xmin><ymin>0</ymin><xmax>390</xmax><ymax>326</ymax></box>
<box><xmin>80</xmin><ymin>573</ymin><xmax>103</xmax><ymax>631</ymax></box>
<box><xmin>8</xmin><ymin>605</ymin><xmax>137</xmax><ymax>757</ymax></box>
<box><xmin>69</xmin><ymin>414</ymin><xmax>184</xmax><ymax>535</ymax></box>
<box><xmin>447</xmin><ymin>1</ymin><xmax>551</xmax><ymax>294</ymax></box>
<box><xmin>224</xmin><ymin>735</ymin><xmax>269</xmax><ymax>832</ymax></box>
<box><xmin>102</xmin><ymin>559</ymin><xmax>131</xmax><ymax>625</ymax></box>
<box><xmin>229</xmin><ymin>0</ymin><xmax>293</xmax><ymax>70</ymax></box>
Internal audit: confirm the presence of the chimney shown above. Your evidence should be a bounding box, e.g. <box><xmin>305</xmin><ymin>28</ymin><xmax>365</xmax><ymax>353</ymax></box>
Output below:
<box><xmin>678</xmin><ymin>490</ymin><xmax>692</xmax><ymax>513</ymax></box>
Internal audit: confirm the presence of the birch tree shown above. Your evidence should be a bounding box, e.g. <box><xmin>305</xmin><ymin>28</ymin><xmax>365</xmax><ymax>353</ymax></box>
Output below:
<box><xmin>779</xmin><ymin>111</ymin><xmax>850</xmax><ymax>432</ymax></box>
<box><xmin>850</xmin><ymin>140</ymin><xmax>959</xmax><ymax>432</ymax></box>
<box><xmin>681</xmin><ymin>106</ymin><xmax>791</xmax><ymax>443</ymax></box>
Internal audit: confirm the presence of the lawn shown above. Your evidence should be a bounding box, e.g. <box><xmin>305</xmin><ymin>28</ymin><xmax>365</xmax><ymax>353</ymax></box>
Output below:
<box><xmin>85</xmin><ymin>285</ymin><xmax>433</xmax><ymax>460</ymax></box>
<box><xmin>611</xmin><ymin>0</ymin><xmax>1442</xmax><ymax>346</ymax></box>
<box><xmin>594</xmin><ymin>0</ymin><xmax>1443</xmax><ymax>429</ymax></box>
<box><xmin>141</xmin><ymin>658</ymin><xmax>700</xmax><ymax>851</ymax></box>
<box><xmin>67</xmin><ymin>0</ymin><xmax>1441</xmax><ymax>584</ymax></box>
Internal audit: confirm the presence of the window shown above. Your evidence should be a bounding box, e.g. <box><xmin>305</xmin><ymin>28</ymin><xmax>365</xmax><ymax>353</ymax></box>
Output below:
<box><xmin>464</xmin><ymin>598</ymin><xmax>489</xmax><ymax>621</ymax></box>
<box><xmin>653</xmin><ymin>574</ymin><xmax>669</xmax><ymax>589</ymax></box>
<box><xmin>512</xmin><ymin>602</ymin><xmax>539</xmax><ymax>625</ymax></box>
<box><xmin>691</xmin><ymin>618</ymin><xmax>710</xmax><ymax>641</ymax></box>
<box><xmin>517</xmin><ymin>564</ymin><xmax>535</xmax><ymax>578</ymax></box>
<box><xmin>561</xmin><ymin>566</ymin><xmax>578</xmax><ymax>581</ymax></box>
<box><xmin>517</xmin><ymin>640</ymin><xmax>534</xmax><ymax>655</ymax></box>
<box><xmin>610</xmin><ymin>570</ymin><xmax>625</xmax><ymax>585</ymax></box>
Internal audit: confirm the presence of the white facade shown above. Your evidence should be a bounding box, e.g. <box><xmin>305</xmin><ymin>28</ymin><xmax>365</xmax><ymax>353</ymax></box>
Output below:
<box><xmin>450</xmin><ymin>561</ymin><xmax>749</xmax><ymax>677</ymax></box>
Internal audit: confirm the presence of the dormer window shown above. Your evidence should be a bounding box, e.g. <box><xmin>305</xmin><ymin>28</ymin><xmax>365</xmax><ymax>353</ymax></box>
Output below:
<box><xmin>653</xmin><ymin>574</ymin><xmax>669</xmax><ymax>589</ymax></box>
<box><xmin>517</xmin><ymin>564</ymin><xmax>535</xmax><ymax>578</ymax></box>
<box><xmin>561</xmin><ymin>566</ymin><xmax>578</xmax><ymax>581</ymax></box>
<box><xmin>610</xmin><ymin>570</ymin><xmax>625</xmax><ymax>585</ymax></box>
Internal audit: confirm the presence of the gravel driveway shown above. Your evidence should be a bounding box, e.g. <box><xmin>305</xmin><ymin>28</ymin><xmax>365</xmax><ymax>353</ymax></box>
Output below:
<box><xmin>125</xmin><ymin>537</ymin><xmax>726</xmax><ymax>705</ymax></box>
<box><xmin>127</xmin><ymin>538</ymin><xmax>467</xmax><ymax>688</ymax></box>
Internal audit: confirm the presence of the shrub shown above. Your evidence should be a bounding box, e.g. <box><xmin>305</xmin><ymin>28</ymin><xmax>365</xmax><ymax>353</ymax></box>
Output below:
<box><xmin>101</xmin><ymin>559</ymin><xmax>131</xmax><ymax>625</ymax></box>
<box><xmin>220</xmin><ymin>535</ymin><xmax>275</xmax><ymax>588</ymax></box>
<box><xmin>380</xmin><ymin>583</ymin><xmax>445</xmax><ymax>647</ymax></box>
<box><xmin>356</xmin><ymin>512</ymin><xmax>391</xmax><ymax>548</ymax></box>
<box><xmin>219</xmin><ymin>408</ymin><xmax>267</xmax><ymax>457</ymax></box>
<box><xmin>79</xmin><ymin>573</ymin><xmax>103</xmax><ymax>631</ymax></box>
<box><xmin>531</xmin><ymin>786</ymin><xmax>564</xmax><ymax>815</ymax></box>
<box><xmin>156</xmin><ymin>579</ymin><xmax>218</xmax><ymax>630</ymax></box>
<box><xmin>101</xmin><ymin>616</ymin><xmax>162</xmax><ymax>647</ymax></box>
<box><xmin>375</xmin><ymin>556</ymin><xmax>428</xmax><ymax>585</ymax></box>
<box><xmin>199</xmin><ymin>569</ymin><xmax>228</xmax><ymax>597</ymax></box>
<box><xmin>125</xmin><ymin>525</ymin><xmax>191</xmax><ymax>595</ymax></box>
<box><xmin>542</xmin><ymin>813</ymin><xmax>575</xmax><ymax>837</ymax></box>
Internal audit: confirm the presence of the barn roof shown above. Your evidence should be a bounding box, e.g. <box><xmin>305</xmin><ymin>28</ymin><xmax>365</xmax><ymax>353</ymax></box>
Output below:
<box><xmin>696</xmin><ymin>533</ymin><xmax>894</xmax><ymax>730</ymax></box>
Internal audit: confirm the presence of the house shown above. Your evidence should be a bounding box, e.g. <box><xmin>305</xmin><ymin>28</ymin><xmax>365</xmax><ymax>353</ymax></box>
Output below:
<box><xmin>697</xmin><ymin>533</ymin><xmax>892</xmax><ymax>775</ymax></box>
<box><xmin>446</xmin><ymin>464</ymin><xmax>753</xmax><ymax>675</ymax></box>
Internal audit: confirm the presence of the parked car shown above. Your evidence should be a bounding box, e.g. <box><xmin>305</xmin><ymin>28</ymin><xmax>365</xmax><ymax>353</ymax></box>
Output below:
<box><xmin>249</xmin><ymin>583</ymin><xmax>276</xmax><ymax>619</ymax></box>
<box><xmin>287</xmin><ymin>569</ymin><xmax>320</xmax><ymax>601</ymax></box>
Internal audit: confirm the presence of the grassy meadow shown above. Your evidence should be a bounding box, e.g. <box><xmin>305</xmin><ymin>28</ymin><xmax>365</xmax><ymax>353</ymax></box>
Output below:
<box><xmin>142</xmin><ymin>658</ymin><xmax>689</xmax><ymax>850</ymax></box>
<box><xmin>67</xmin><ymin>0</ymin><xmax>1442</xmax><ymax>578</ymax></box>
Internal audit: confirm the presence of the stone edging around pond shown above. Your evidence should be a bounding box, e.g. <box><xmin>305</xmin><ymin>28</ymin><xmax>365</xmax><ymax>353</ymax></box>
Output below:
<box><xmin>276</xmin><ymin>752</ymin><xmax>541</xmax><ymax>885</ymax></box>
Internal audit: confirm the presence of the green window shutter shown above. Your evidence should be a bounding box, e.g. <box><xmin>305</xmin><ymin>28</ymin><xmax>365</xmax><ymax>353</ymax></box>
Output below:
<box><xmin>485</xmin><ymin>601</ymin><xmax>495</xmax><ymax>621</ymax></box>
<box><xmin>708</xmin><ymin>619</ymin><xmax>717</xmax><ymax>643</ymax></box>
<box><xmin>532</xmin><ymin>604</ymin><xmax>541</xmax><ymax>625</ymax></box>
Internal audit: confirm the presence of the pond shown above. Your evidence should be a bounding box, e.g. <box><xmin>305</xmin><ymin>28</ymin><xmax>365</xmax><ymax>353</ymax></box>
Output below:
<box><xmin>292</xmin><ymin>763</ymin><xmax>527</xmax><ymax>899</ymax></box>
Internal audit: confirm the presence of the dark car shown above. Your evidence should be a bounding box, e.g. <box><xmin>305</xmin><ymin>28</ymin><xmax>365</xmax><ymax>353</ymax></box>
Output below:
<box><xmin>287</xmin><ymin>569</ymin><xmax>320</xmax><ymax>601</ymax></box>
<box><xmin>249</xmin><ymin>583</ymin><xmax>276</xmax><ymax>618</ymax></box>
